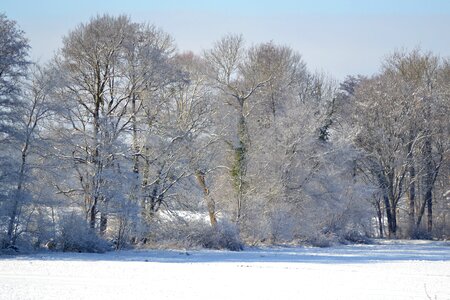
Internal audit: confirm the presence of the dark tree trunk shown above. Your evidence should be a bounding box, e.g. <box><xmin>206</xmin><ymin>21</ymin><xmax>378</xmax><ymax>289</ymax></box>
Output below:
<box><xmin>423</xmin><ymin>138</ymin><xmax>434</xmax><ymax>234</ymax></box>
<box><xmin>378</xmin><ymin>170</ymin><xmax>397</xmax><ymax>238</ymax></box>
<box><xmin>89</xmin><ymin>197</ymin><xmax>97</xmax><ymax>229</ymax></box>
<box><xmin>407</xmin><ymin>134</ymin><xmax>416</xmax><ymax>238</ymax></box>
<box><xmin>146</xmin><ymin>167</ymin><xmax>162</xmax><ymax>215</ymax></box>
<box><xmin>426</xmin><ymin>189</ymin><xmax>433</xmax><ymax>233</ymax></box>
<box><xmin>390</xmin><ymin>205</ymin><xmax>397</xmax><ymax>237</ymax></box>
<box><xmin>383</xmin><ymin>194</ymin><xmax>396</xmax><ymax>238</ymax></box>
<box><xmin>375</xmin><ymin>199</ymin><xmax>383</xmax><ymax>238</ymax></box>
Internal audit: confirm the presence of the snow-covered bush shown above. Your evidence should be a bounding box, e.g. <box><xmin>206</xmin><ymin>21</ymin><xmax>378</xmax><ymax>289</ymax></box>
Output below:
<box><xmin>0</xmin><ymin>203</ymin><xmax>57</xmax><ymax>253</ymax></box>
<box><xmin>57</xmin><ymin>214</ymin><xmax>110</xmax><ymax>253</ymax></box>
<box><xmin>187</xmin><ymin>220</ymin><xmax>243</xmax><ymax>251</ymax></box>
<box><xmin>299</xmin><ymin>233</ymin><xmax>339</xmax><ymax>248</ymax></box>
<box><xmin>147</xmin><ymin>214</ymin><xmax>243</xmax><ymax>251</ymax></box>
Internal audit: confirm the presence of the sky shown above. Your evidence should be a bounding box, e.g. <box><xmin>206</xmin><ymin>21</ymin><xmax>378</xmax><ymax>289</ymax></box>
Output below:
<box><xmin>2</xmin><ymin>0</ymin><xmax>450</xmax><ymax>80</ymax></box>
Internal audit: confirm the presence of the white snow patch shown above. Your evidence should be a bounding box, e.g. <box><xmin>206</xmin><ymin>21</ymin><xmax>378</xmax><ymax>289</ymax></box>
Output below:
<box><xmin>1</xmin><ymin>240</ymin><xmax>449</xmax><ymax>300</ymax></box>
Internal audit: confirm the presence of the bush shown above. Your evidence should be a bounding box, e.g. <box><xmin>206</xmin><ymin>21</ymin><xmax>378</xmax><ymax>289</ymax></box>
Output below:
<box><xmin>188</xmin><ymin>220</ymin><xmax>243</xmax><ymax>251</ymax></box>
<box><xmin>411</xmin><ymin>227</ymin><xmax>433</xmax><ymax>240</ymax></box>
<box><xmin>57</xmin><ymin>214</ymin><xmax>110</xmax><ymax>253</ymax></box>
<box><xmin>0</xmin><ymin>239</ymin><xmax>20</xmax><ymax>255</ymax></box>
<box><xmin>148</xmin><ymin>217</ymin><xmax>243</xmax><ymax>251</ymax></box>
<box><xmin>341</xmin><ymin>229</ymin><xmax>372</xmax><ymax>244</ymax></box>
<box><xmin>296</xmin><ymin>233</ymin><xmax>339</xmax><ymax>248</ymax></box>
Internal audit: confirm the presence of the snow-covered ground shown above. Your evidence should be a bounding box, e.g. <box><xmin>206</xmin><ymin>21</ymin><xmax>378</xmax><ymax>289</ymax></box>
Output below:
<box><xmin>1</xmin><ymin>240</ymin><xmax>449</xmax><ymax>300</ymax></box>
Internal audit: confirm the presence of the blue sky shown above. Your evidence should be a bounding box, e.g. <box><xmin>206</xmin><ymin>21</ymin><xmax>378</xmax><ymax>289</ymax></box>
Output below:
<box><xmin>3</xmin><ymin>0</ymin><xmax>450</xmax><ymax>79</ymax></box>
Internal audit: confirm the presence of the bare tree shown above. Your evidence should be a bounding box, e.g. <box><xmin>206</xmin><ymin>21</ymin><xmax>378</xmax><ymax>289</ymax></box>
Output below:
<box><xmin>49</xmin><ymin>15</ymin><xmax>138</xmax><ymax>234</ymax></box>
<box><xmin>0</xmin><ymin>13</ymin><xmax>32</xmax><ymax>248</ymax></box>
<box><xmin>204</xmin><ymin>35</ymin><xmax>274</xmax><ymax>225</ymax></box>
<box><xmin>383</xmin><ymin>50</ymin><xmax>449</xmax><ymax>236</ymax></box>
<box><xmin>2</xmin><ymin>64</ymin><xmax>54</xmax><ymax>248</ymax></box>
<box><xmin>350</xmin><ymin>49</ymin><xmax>450</xmax><ymax>238</ymax></box>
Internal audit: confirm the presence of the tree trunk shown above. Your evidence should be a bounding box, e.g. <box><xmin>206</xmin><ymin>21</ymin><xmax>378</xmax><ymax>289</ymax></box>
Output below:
<box><xmin>378</xmin><ymin>170</ymin><xmax>397</xmax><ymax>238</ymax></box>
<box><xmin>407</xmin><ymin>135</ymin><xmax>416</xmax><ymax>238</ymax></box>
<box><xmin>141</xmin><ymin>146</ymin><xmax>150</xmax><ymax>214</ymax></box>
<box><xmin>423</xmin><ymin>138</ymin><xmax>434</xmax><ymax>234</ymax></box>
<box><xmin>416</xmin><ymin>194</ymin><xmax>427</xmax><ymax>230</ymax></box>
<box><xmin>195</xmin><ymin>170</ymin><xmax>217</xmax><ymax>227</ymax></box>
<box><xmin>147</xmin><ymin>167</ymin><xmax>162</xmax><ymax>215</ymax></box>
<box><xmin>427</xmin><ymin>192</ymin><xmax>433</xmax><ymax>233</ymax></box>
<box><xmin>6</xmin><ymin>199</ymin><xmax>19</xmax><ymax>245</ymax></box>
<box><xmin>390</xmin><ymin>204</ymin><xmax>397</xmax><ymax>237</ymax></box>
<box><xmin>90</xmin><ymin>91</ymin><xmax>102</xmax><ymax>232</ymax></box>
<box><xmin>233</xmin><ymin>99</ymin><xmax>249</xmax><ymax>224</ymax></box>
<box><xmin>100</xmin><ymin>212</ymin><xmax>108</xmax><ymax>235</ymax></box>
<box><xmin>131</xmin><ymin>93</ymin><xmax>139</xmax><ymax>174</ymax></box>
<box><xmin>89</xmin><ymin>196</ymin><xmax>98</xmax><ymax>229</ymax></box>
<box><xmin>375</xmin><ymin>198</ymin><xmax>383</xmax><ymax>238</ymax></box>
<box><xmin>382</xmin><ymin>194</ymin><xmax>395</xmax><ymax>238</ymax></box>
<box><xmin>6</xmin><ymin>142</ymin><xmax>29</xmax><ymax>245</ymax></box>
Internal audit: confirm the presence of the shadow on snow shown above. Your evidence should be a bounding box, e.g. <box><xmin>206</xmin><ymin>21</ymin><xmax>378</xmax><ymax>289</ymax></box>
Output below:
<box><xmin>5</xmin><ymin>240</ymin><xmax>450</xmax><ymax>264</ymax></box>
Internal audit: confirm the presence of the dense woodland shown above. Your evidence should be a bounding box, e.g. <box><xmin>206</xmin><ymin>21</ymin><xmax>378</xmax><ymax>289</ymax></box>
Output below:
<box><xmin>1</xmin><ymin>14</ymin><xmax>449</xmax><ymax>252</ymax></box>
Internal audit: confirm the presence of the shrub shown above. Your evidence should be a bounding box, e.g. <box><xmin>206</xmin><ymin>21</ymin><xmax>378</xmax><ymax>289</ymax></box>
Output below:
<box><xmin>57</xmin><ymin>214</ymin><xmax>110</xmax><ymax>253</ymax></box>
<box><xmin>148</xmin><ymin>217</ymin><xmax>243</xmax><ymax>251</ymax></box>
<box><xmin>188</xmin><ymin>220</ymin><xmax>243</xmax><ymax>251</ymax></box>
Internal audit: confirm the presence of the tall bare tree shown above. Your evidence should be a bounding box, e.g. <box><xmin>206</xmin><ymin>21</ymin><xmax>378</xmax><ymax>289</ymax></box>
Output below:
<box><xmin>50</xmin><ymin>15</ymin><xmax>139</xmax><ymax>234</ymax></box>
<box><xmin>204</xmin><ymin>35</ymin><xmax>274</xmax><ymax>225</ymax></box>
<box><xmin>0</xmin><ymin>13</ymin><xmax>32</xmax><ymax>248</ymax></box>
<box><xmin>351</xmin><ymin>50</ymin><xmax>450</xmax><ymax>238</ymax></box>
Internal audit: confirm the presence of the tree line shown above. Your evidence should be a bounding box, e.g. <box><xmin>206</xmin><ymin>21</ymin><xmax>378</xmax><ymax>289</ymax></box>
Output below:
<box><xmin>1</xmin><ymin>14</ymin><xmax>449</xmax><ymax>252</ymax></box>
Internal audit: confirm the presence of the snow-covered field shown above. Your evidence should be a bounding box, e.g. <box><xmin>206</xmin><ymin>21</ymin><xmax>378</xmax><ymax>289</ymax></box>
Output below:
<box><xmin>1</xmin><ymin>240</ymin><xmax>449</xmax><ymax>300</ymax></box>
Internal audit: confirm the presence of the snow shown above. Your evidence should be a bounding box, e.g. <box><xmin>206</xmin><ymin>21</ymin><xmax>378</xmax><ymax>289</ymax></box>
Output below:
<box><xmin>1</xmin><ymin>240</ymin><xmax>450</xmax><ymax>300</ymax></box>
